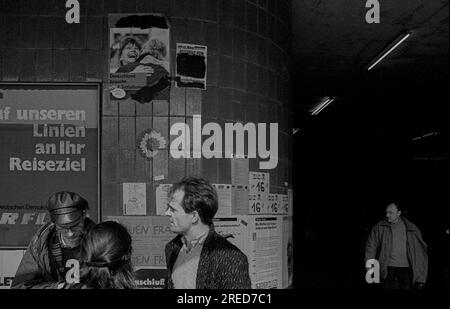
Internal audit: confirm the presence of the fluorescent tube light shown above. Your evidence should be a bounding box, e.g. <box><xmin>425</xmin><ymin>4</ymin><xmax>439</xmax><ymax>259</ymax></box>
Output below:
<box><xmin>366</xmin><ymin>31</ymin><xmax>412</xmax><ymax>71</ymax></box>
<box><xmin>312</xmin><ymin>97</ymin><xmax>335</xmax><ymax>116</ymax></box>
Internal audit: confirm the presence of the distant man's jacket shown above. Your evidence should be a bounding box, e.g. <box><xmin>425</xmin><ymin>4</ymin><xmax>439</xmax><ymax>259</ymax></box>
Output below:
<box><xmin>365</xmin><ymin>217</ymin><xmax>428</xmax><ymax>284</ymax></box>
<box><xmin>165</xmin><ymin>226</ymin><xmax>252</xmax><ymax>289</ymax></box>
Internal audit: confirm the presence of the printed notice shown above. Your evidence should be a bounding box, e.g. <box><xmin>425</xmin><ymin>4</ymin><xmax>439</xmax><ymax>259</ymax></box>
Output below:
<box><xmin>213</xmin><ymin>216</ymin><xmax>252</xmax><ymax>258</ymax></box>
<box><xmin>266</xmin><ymin>193</ymin><xmax>289</xmax><ymax>215</ymax></box>
<box><xmin>232</xmin><ymin>185</ymin><xmax>249</xmax><ymax>215</ymax></box>
<box><xmin>123</xmin><ymin>183</ymin><xmax>146</xmax><ymax>215</ymax></box>
<box><xmin>231</xmin><ymin>157</ymin><xmax>249</xmax><ymax>186</ymax></box>
<box><xmin>251</xmin><ymin>216</ymin><xmax>282</xmax><ymax>289</ymax></box>
<box><xmin>213</xmin><ymin>184</ymin><xmax>232</xmax><ymax>217</ymax></box>
<box><xmin>155</xmin><ymin>184</ymin><xmax>172</xmax><ymax>216</ymax></box>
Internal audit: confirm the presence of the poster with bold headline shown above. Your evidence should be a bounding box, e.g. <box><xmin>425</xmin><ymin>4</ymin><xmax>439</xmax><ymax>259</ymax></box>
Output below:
<box><xmin>0</xmin><ymin>84</ymin><xmax>99</xmax><ymax>247</ymax></box>
<box><xmin>109</xmin><ymin>14</ymin><xmax>170</xmax><ymax>103</ymax></box>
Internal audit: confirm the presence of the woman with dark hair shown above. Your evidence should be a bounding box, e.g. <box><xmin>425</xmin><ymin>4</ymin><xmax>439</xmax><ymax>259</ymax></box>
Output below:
<box><xmin>67</xmin><ymin>221</ymin><xmax>136</xmax><ymax>289</ymax></box>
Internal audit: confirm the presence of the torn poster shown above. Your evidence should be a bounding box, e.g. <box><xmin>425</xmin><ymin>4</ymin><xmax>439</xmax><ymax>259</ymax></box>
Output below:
<box><xmin>176</xmin><ymin>43</ymin><xmax>207</xmax><ymax>90</ymax></box>
<box><xmin>249</xmin><ymin>172</ymin><xmax>270</xmax><ymax>215</ymax></box>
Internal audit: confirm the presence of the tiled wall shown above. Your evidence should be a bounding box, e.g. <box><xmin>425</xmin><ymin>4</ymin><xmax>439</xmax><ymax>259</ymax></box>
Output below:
<box><xmin>0</xmin><ymin>0</ymin><xmax>293</xmax><ymax>217</ymax></box>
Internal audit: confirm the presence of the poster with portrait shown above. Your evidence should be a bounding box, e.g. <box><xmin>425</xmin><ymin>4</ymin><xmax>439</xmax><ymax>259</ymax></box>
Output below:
<box><xmin>109</xmin><ymin>14</ymin><xmax>171</xmax><ymax>103</ymax></box>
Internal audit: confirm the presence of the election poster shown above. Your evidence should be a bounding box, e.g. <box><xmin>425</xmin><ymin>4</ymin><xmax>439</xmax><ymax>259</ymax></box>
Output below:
<box><xmin>0</xmin><ymin>84</ymin><xmax>99</xmax><ymax>247</ymax></box>
<box><xmin>106</xmin><ymin>216</ymin><xmax>174</xmax><ymax>268</ymax></box>
<box><xmin>109</xmin><ymin>14</ymin><xmax>170</xmax><ymax>103</ymax></box>
<box><xmin>249</xmin><ymin>172</ymin><xmax>270</xmax><ymax>215</ymax></box>
<box><xmin>176</xmin><ymin>43</ymin><xmax>207</xmax><ymax>89</ymax></box>
<box><xmin>266</xmin><ymin>193</ymin><xmax>289</xmax><ymax>215</ymax></box>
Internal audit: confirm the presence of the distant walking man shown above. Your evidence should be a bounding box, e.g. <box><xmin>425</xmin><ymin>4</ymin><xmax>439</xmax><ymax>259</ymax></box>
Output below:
<box><xmin>365</xmin><ymin>202</ymin><xmax>428</xmax><ymax>289</ymax></box>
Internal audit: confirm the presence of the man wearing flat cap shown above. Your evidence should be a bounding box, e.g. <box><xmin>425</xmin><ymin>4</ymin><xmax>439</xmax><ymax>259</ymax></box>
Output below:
<box><xmin>11</xmin><ymin>191</ymin><xmax>95</xmax><ymax>289</ymax></box>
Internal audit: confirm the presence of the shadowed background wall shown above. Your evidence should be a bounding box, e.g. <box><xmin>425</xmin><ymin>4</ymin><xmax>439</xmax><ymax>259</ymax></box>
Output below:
<box><xmin>0</xmin><ymin>0</ymin><xmax>293</xmax><ymax>219</ymax></box>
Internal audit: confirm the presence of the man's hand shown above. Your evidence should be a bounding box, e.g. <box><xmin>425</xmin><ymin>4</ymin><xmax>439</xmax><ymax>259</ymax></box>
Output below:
<box><xmin>414</xmin><ymin>282</ymin><xmax>425</xmax><ymax>289</ymax></box>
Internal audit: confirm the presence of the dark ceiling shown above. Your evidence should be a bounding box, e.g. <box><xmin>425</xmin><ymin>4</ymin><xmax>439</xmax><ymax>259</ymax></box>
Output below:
<box><xmin>292</xmin><ymin>0</ymin><xmax>448</xmax><ymax>89</ymax></box>
<box><xmin>290</xmin><ymin>0</ymin><xmax>448</xmax><ymax>155</ymax></box>
<box><xmin>290</xmin><ymin>1</ymin><xmax>449</xmax><ymax>288</ymax></box>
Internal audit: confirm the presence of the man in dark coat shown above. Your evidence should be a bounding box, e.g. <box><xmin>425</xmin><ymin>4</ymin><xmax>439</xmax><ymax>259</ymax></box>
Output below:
<box><xmin>365</xmin><ymin>202</ymin><xmax>428</xmax><ymax>289</ymax></box>
<box><xmin>11</xmin><ymin>191</ymin><xmax>95</xmax><ymax>289</ymax></box>
<box><xmin>164</xmin><ymin>176</ymin><xmax>251</xmax><ymax>289</ymax></box>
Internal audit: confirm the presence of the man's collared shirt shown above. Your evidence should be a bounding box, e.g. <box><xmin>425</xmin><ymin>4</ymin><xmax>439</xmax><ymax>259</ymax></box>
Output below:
<box><xmin>172</xmin><ymin>231</ymin><xmax>209</xmax><ymax>289</ymax></box>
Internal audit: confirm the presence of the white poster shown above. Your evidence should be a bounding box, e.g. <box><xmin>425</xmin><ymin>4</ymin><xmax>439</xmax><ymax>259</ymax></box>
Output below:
<box><xmin>176</xmin><ymin>43</ymin><xmax>207</xmax><ymax>89</ymax></box>
<box><xmin>232</xmin><ymin>185</ymin><xmax>249</xmax><ymax>215</ymax></box>
<box><xmin>249</xmin><ymin>172</ymin><xmax>269</xmax><ymax>215</ymax></box>
<box><xmin>213</xmin><ymin>216</ymin><xmax>252</xmax><ymax>259</ymax></box>
<box><xmin>213</xmin><ymin>184</ymin><xmax>232</xmax><ymax>217</ymax></box>
<box><xmin>213</xmin><ymin>216</ymin><xmax>285</xmax><ymax>289</ymax></box>
<box><xmin>250</xmin><ymin>216</ymin><xmax>282</xmax><ymax>289</ymax></box>
<box><xmin>123</xmin><ymin>183</ymin><xmax>146</xmax><ymax>215</ymax></box>
<box><xmin>155</xmin><ymin>184</ymin><xmax>172</xmax><ymax>216</ymax></box>
<box><xmin>231</xmin><ymin>157</ymin><xmax>249</xmax><ymax>186</ymax></box>
<box><xmin>0</xmin><ymin>250</ymin><xmax>26</xmax><ymax>289</ymax></box>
